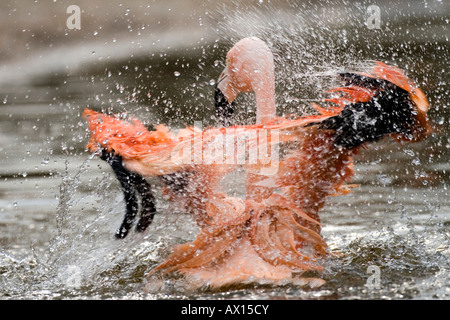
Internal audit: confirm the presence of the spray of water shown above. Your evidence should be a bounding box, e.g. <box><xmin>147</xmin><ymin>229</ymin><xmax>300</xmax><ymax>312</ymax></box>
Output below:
<box><xmin>1</xmin><ymin>0</ymin><xmax>449</xmax><ymax>299</ymax></box>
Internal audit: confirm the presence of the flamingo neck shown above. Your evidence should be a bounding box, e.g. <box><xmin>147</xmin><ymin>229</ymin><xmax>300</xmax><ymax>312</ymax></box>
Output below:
<box><xmin>254</xmin><ymin>80</ymin><xmax>276</xmax><ymax>124</ymax></box>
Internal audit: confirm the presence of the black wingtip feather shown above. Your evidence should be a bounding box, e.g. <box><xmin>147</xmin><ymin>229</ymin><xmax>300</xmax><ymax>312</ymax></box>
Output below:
<box><xmin>100</xmin><ymin>150</ymin><xmax>156</xmax><ymax>238</ymax></box>
<box><xmin>318</xmin><ymin>80</ymin><xmax>416</xmax><ymax>149</ymax></box>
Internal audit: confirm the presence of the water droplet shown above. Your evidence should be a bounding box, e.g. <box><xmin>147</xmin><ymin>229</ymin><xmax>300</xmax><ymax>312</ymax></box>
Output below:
<box><xmin>174</xmin><ymin>71</ymin><xmax>180</xmax><ymax>77</ymax></box>
<box><xmin>41</xmin><ymin>156</ymin><xmax>49</xmax><ymax>165</ymax></box>
<box><xmin>209</xmin><ymin>79</ymin><xmax>216</xmax><ymax>86</ymax></box>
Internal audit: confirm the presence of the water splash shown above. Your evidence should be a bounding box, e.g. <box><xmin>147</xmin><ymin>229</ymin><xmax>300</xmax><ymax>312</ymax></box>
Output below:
<box><xmin>1</xmin><ymin>0</ymin><xmax>448</xmax><ymax>300</ymax></box>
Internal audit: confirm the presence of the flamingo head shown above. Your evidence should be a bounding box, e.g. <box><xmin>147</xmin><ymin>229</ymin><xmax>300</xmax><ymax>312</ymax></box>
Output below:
<box><xmin>215</xmin><ymin>37</ymin><xmax>276</xmax><ymax>126</ymax></box>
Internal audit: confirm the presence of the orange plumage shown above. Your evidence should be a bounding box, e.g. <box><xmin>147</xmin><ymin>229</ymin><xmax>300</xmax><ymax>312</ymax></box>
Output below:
<box><xmin>84</xmin><ymin>53</ymin><xmax>430</xmax><ymax>288</ymax></box>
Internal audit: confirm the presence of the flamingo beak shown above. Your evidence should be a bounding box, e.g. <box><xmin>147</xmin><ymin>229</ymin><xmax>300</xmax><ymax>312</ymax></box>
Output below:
<box><xmin>215</xmin><ymin>68</ymin><xmax>236</xmax><ymax>127</ymax></box>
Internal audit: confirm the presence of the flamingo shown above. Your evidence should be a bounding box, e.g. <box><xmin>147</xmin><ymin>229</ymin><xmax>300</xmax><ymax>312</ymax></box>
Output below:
<box><xmin>83</xmin><ymin>37</ymin><xmax>431</xmax><ymax>288</ymax></box>
<box><xmin>145</xmin><ymin>62</ymin><xmax>430</xmax><ymax>288</ymax></box>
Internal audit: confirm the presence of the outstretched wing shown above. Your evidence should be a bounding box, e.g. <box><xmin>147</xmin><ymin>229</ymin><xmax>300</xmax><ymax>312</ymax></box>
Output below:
<box><xmin>310</xmin><ymin>61</ymin><xmax>431</xmax><ymax>149</ymax></box>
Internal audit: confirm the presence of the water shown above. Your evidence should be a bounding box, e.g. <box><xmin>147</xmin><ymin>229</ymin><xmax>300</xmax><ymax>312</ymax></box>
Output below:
<box><xmin>0</xmin><ymin>0</ymin><xmax>449</xmax><ymax>300</ymax></box>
